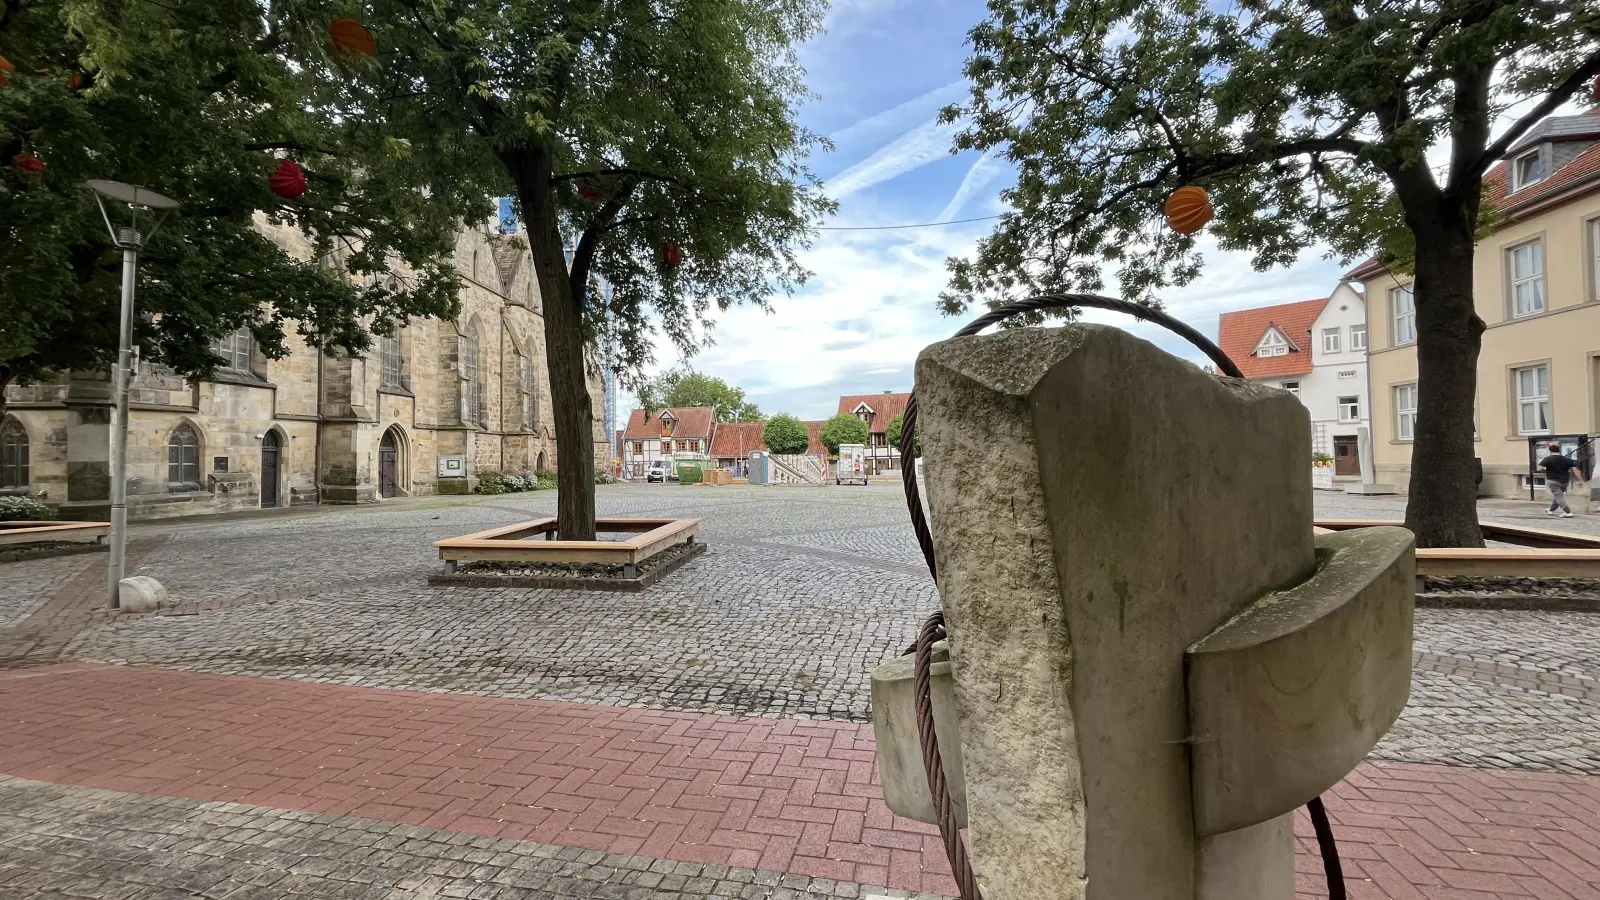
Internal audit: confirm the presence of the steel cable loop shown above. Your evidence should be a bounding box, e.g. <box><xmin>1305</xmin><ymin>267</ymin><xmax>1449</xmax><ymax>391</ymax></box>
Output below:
<box><xmin>898</xmin><ymin>293</ymin><xmax>1345</xmax><ymax>900</ymax></box>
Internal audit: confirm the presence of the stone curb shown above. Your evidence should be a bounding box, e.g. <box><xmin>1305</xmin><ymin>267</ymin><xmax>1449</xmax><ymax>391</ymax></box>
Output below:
<box><xmin>0</xmin><ymin>542</ymin><xmax>108</xmax><ymax>565</ymax></box>
<box><xmin>1417</xmin><ymin>593</ymin><xmax>1600</xmax><ymax>612</ymax></box>
<box><xmin>425</xmin><ymin>541</ymin><xmax>708</xmax><ymax>592</ymax></box>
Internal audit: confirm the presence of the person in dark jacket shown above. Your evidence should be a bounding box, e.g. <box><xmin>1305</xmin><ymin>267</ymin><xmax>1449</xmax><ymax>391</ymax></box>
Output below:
<box><xmin>1538</xmin><ymin>442</ymin><xmax>1580</xmax><ymax>518</ymax></box>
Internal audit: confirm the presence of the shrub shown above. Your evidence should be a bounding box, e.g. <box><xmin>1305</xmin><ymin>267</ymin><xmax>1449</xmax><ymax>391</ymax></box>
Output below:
<box><xmin>473</xmin><ymin>471</ymin><xmax>511</xmax><ymax>494</ymax></box>
<box><xmin>763</xmin><ymin>413</ymin><xmax>810</xmax><ymax>455</ymax></box>
<box><xmin>0</xmin><ymin>495</ymin><xmax>57</xmax><ymax>522</ymax></box>
<box><xmin>596</xmin><ymin>472</ymin><xmax>619</xmax><ymax>485</ymax></box>
<box><xmin>535</xmin><ymin>472</ymin><xmax>558</xmax><ymax>490</ymax></box>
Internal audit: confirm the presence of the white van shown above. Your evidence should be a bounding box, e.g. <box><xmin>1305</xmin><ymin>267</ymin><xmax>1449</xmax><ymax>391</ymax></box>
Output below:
<box><xmin>836</xmin><ymin>444</ymin><xmax>868</xmax><ymax>485</ymax></box>
<box><xmin>646</xmin><ymin>459</ymin><xmax>673</xmax><ymax>483</ymax></box>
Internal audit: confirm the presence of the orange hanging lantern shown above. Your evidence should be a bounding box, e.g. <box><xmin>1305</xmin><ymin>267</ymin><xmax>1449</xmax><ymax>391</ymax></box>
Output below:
<box><xmin>662</xmin><ymin>243</ymin><xmax>683</xmax><ymax>267</ymax></box>
<box><xmin>268</xmin><ymin>158</ymin><xmax>307</xmax><ymax>199</ymax></box>
<box><xmin>12</xmin><ymin>152</ymin><xmax>44</xmax><ymax>180</ymax></box>
<box><xmin>0</xmin><ymin>56</ymin><xmax>14</xmax><ymax>87</ymax></box>
<box><xmin>67</xmin><ymin>71</ymin><xmax>89</xmax><ymax>91</ymax></box>
<box><xmin>1592</xmin><ymin>74</ymin><xmax>1600</xmax><ymax>105</ymax></box>
<box><xmin>328</xmin><ymin>18</ymin><xmax>376</xmax><ymax>58</ymax></box>
<box><xmin>1164</xmin><ymin>184</ymin><xmax>1212</xmax><ymax>235</ymax></box>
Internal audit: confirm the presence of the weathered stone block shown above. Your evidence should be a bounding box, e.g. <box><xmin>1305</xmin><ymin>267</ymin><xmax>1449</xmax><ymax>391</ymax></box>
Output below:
<box><xmin>118</xmin><ymin>576</ymin><xmax>168</xmax><ymax>613</ymax></box>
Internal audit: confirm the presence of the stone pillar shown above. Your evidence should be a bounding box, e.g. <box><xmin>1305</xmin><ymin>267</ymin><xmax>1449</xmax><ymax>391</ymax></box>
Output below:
<box><xmin>877</xmin><ymin>324</ymin><xmax>1413</xmax><ymax>900</ymax></box>
<box><xmin>1346</xmin><ymin>425</ymin><xmax>1397</xmax><ymax>495</ymax></box>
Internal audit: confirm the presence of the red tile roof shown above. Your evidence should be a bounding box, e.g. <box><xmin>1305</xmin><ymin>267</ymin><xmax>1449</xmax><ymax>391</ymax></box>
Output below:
<box><xmin>1217</xmin><ymin>298</ymin><xmax>1328</xmax><ymax>379</ymax></box>
<box><xmin>836</xmin><ymin>392</ymin><xmax>910</xmax><ymax>434</ymax></box>
<box><xmin>623</xmin><ymin>406</ymin><xmax>715</xmax><ymax>441</ymax></box>
<box><xmin>708</xmin><ymin>420</ymin><xmax>827</xmax><ymax>458</ymax></box>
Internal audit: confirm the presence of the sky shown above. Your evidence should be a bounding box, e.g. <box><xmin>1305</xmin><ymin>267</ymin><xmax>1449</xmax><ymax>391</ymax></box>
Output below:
<box><xmin>616</xmin><ymin>0</ymin><xmax>1579</xmax><ymax>423</ymax></box>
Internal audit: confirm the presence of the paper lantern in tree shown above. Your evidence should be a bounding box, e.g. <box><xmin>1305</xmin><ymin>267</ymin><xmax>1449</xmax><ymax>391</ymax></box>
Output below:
<box><xmin>1164</xmin><ymin>184</ymin><xmax>1213</xmax><ymax>235</ymax></box>
<box><xmin>662</xmin><ymin>243</ymin><xmax>683</xmax><ymax>267</ymax></box>
<box><xmin>67</xmin><ymin>71</ymin><xmax>89</xmax><ymax>91</ymax></box>
<box><xmin>328</xmin><ymin>18</ymin><xmax>376</xmax><ymax>58</ymax></box>
<box><xmin>0</xmin><ymin>56</ymin><xmax>14</xmax><ymax>87</ymax></box>
<box><xmin>12</xmin><ymin>152</ymin><xmax>44</xmax><ymax>180</ymax></box>
<box><xmin>268</xmin><ymin>158</ymin><xmax>307</xmax><ymax>199</ymax></box>
<box><xmin>1592</xmin><ymin>74</ymin><xmax>1600</xmax><ymax>105</ymax></box>
<box><xmin>578</xmin><ymin>179</ymin><xmax>600</xmax><ymax>201</ymax></box>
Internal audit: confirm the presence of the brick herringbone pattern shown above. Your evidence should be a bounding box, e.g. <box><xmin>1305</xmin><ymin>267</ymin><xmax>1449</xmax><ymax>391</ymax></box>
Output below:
<box><xmin>0</xmin><ymin>664</ymin><xmax>1596</xmax><ymax>898</ymax></box>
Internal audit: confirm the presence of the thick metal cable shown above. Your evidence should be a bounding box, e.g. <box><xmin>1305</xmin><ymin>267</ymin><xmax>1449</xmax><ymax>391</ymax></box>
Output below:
<box><xmin>898</xmin><ymin>293</ymin><xmax>1346</xmax><ymax>900</ymax></box>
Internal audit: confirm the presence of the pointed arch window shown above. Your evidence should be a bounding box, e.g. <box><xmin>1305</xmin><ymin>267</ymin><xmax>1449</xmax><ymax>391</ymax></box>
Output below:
<box><xmin>168</xmin><ymin>423</ymin><xmax>201</xmax><ymax>487</ymax></box>
<box><xmin>460</xmin><ymin>324</ymin><xmax>483</xmax><ymax>424</ymax></box>
<box><xmin>0</xmin><ymin>419</ymin><xmax>28</xmax><ymax>488</ymax></box>
<box><xmin>380</xmin><ymin>333</ymin><xmax>404</xmax><ymax>388</ymax></box>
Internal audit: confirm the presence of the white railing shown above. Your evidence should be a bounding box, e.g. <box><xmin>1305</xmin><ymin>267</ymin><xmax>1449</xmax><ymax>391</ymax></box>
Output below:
<box><xmin>769</xmin><ymin>453</ymin><xmax>826</xmax><ymax>485</ymax></box>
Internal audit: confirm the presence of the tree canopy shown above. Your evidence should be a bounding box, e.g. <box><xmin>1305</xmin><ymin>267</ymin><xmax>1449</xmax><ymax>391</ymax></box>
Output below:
<box><xmin>0</xmin><ymin>0</ymin><xmax>492</xmax><ymax>420</ymax></box>
<box><xmin>818</xmin><ymin>413</ymin><xmax>869</xmax><ymax>455</ymax></box>
<box><xmin>367</xmin><ymin>0</ymin><xmax>833</xmax><ymax>538</ymax></box>
<box><xmin>885</xmin><ymin>413</ymin><xmax>920</xmax><ymax>458</ymax></box>
<box><xmin>635</xmin><ymin>369</ymin><xmax>763</xmax><ymax>423</ymax></box>
<box><xmin>941</xmin><ymin>0</ymin><xmax>1600</xmax><ymax>546</ymax></box>
<box><xmin>762</xmin><ymin>413</ymin><xmax>810</xmax><ymax>455</ymax></box>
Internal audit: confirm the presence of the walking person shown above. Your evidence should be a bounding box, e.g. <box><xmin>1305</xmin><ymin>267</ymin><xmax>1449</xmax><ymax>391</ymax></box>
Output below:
<box><xmin>1538</xmin><ymin>442</ymin><xmax>1580</xmax><ymax>518</ymax></box>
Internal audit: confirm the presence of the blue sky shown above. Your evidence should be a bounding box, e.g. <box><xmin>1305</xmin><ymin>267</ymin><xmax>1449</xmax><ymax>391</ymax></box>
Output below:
<box><xmin>622</xmin><ymin>0</ymin><xmax>1349</xmax><ymax>421</ymax></box>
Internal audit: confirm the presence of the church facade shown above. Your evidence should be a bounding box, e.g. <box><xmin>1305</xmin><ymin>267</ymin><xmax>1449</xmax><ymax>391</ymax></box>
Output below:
<box><xmin>0</xmin><ymin>221</ymin><xmax>609</xmax><ymax>520</ymax></box>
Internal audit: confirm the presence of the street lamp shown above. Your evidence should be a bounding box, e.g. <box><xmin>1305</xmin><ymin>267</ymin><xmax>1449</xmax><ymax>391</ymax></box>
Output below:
<box><xmin>86</xmin><ymin>180</ymin><xmax>179</xmax><ymax>610</ymax></box>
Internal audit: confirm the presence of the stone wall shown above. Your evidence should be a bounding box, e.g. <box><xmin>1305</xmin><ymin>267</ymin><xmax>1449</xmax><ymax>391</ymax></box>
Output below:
<box><xmin>3</xmin><ymin>222</ymin><xmax>613</xmax><ymax>519</ymax></box>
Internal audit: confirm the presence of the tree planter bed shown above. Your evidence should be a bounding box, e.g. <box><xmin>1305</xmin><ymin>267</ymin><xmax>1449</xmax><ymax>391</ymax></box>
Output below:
<box><xmin>0</xmin><ymin>522</ymin><xmax>110</xmax><ymax>563</ymax></box>
<box><xmin>431</xmin><ymin>516</ymin><xmax>702</xmax><ymax>584</ymax></box>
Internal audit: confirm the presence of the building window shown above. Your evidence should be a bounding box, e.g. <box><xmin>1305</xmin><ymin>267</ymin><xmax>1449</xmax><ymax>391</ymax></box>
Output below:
<box><xmin>632</xmin><ymin>442</ymin><xmax>644</xmax><ymax>455</ymax></box>
<box><xmin>167</xmin><ymin>423</ymin><xmax>201</xmax><ymax>487</ymax></box>
<box><xmin>212</xmin><ymin>327</ymin><xmax>251</xmax><ymax>372</ymax></box>
<box><xmin>1255</xmin><ymin>329</ymin><xmax>1289</xmax><ymax>357</ymax></box>
<box><xmin>1282</xmin><ymin>381</ymin><xmax>1300</xmax><ymax>398</ymax></box>
<box><xmin>1350</xmin><ymin>324</ymin><xmax>1367</xmax><ymax>351</ymax></box>
<box><xmin>1510</xmin><ymin>148</ymin><xmax>1544</xmax><ymax>193</ymax></box>
<box><xmin>1322</xmin><ymin>328</ymin><xmax>1341</xmax><ymax>354</ymax></box>
<box><xmin>1394</xmin><ymin>384</ymin><xmax>1418</xmax><ymax>442</ymax></box>
<box><xmin>662</xmin><ymin>440</ymin><xmax>673</xmax><ymax>453</ymax></box>
<box><xmin>1338</xmin><ymin>396</ymin><xmax>1360</xmax><ymax>423</ymax></box>
<box><xmin>1508</xmin><ymin>240</ymin><xmax>1545</xmax><ymax>318</ymax></box>
<box><xmin>519</xmin><ymin>355</ymin><xmax>537</xmax><ymax>430</ymax></box>
<box><xmin>1391</xmin><ymin>285</ymin><xmax>1416</xmax><ymax>345</ymax></box>
<box><xmin>460</xmin><ymin>326</ymin><xmax>482</xmax><ymax>424</ymax></box>
<box><xmin>1514</xmin><ymin>364</ymin><xmax>1550</xmax><ymax>436</ymax></box>
<box><xmin>379</xmin><ymin>334</ymin><xmax>403</xmax><ymax>388</ymax></box>
<box><xmin>1591</xmin><ymin>218</ymin><xmax>1600</xmax><ymax>302</ymax></box>
<box><xmin>686</xmin><ymin>440</ymin><xmax>700</xmax><ymax>453</ymax></box>
<box><xmin>0</xmin><ymin>418</ymin><xmax>28</xmax><ymax>488</ymax></box>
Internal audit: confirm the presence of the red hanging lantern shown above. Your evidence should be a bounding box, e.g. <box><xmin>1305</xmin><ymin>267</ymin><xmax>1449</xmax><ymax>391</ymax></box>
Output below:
<box><xmin>0</xmin><ymin>56</ymin><xmax>14</xmax><ymax>87</ymax></box>
<box><xmin>268</xmin><ymin>158</ymin><xmax>307</xmax><ymax>199</ymax></box>
<box><xmin>12</xmin><ymin>152</ymin><xmax>44</xmax><ymax>180</ymax></box>
<box><xmin>67</xmin><ymin>71</ymin><xmax>89</xmax><ymax>91</ymax></box>
<box><xmin>662</xmin><ymin>243</ymin><xmax>683</xmax><ymax>267</ymax></box>
<box><xmin>1164</xmin><ymin>184</ymin><xmax>1213</xmax><ymax>235</ymax></box>
<box><xmin>1592</xmin><ymin>74</ymin><xmax>1600</xmax><ymax>105</ymax></box>
<box><xmin>328</xmin><ymin>18</ymin><xmax>376</xmax><ymax>58</ymax></box>
<box><xmin>577</xmin><ymin>179</ymin><xmax>601</xmax><ymax>201</ymax></box>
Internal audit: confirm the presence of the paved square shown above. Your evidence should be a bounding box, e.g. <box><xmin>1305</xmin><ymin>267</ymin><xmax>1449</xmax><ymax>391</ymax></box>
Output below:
<box><xmin>1</xmin><ymin>484</ymin><xmax>1597</xmax><ymax>898</ymax></box>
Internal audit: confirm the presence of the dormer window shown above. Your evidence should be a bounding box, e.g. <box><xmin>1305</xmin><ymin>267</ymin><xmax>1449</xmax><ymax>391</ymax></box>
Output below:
<box><xmin>1510</xmin><ymin>148</ymin><xmax>1545</xmax><ymax>193</ymax></box>
<box><xmin>1254</xmin><ymin>329</ymin><xmax>1290</xmax><ymax>357</ymax></box>
<box><xmin>658</xmin><ymin>411</ymin><xmax>677</xmax><ymax>438</ymax></box>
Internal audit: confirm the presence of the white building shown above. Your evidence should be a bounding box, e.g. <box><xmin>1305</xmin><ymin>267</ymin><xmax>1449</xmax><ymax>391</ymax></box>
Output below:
<box><xmin>618</xmin><ymin>407</ymin><xmax>715</xmax><ymax>479</ymax></box>
<box><xmin>1218</xmin><ymin>283</ymin><xmax>1372</xmax><ymax>475</ymax></box>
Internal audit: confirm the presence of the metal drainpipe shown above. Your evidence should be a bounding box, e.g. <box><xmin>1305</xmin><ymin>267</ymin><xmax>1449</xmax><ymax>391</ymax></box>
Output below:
<box><xmin>313</xmin><ymin>350</ymin><xmax>323</xmax><ymax>505</ymax></box>
<box><xmin>499</xmin><ymin>308</ymin><xmax>509</xmax><ymax>472</ymax></box>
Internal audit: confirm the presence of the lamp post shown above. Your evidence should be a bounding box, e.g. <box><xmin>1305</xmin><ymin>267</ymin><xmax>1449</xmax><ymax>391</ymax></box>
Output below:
<box><xmin>86</xmin><ymin>180</ymin><xmax>179</xmax><ymax>609</ymax></box>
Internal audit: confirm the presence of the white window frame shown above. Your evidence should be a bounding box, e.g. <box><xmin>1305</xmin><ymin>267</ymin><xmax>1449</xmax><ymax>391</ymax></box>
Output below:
<box><xmin>1391</xmin><ymin>285</ymin><xmax>1415</xmax><ymax>346</ymax></box>
<box><xmin>212</xmin><ymin>328</ymin><xmax>252</xmax><ymax>373</ymax></box>
<box><xmin>1337</xmin><ymin>396</ymin><xmax>1360</xmax><ymax>424</ymax></box>
<box><xmin>1513</xmin><ymin>364</ymin><xmax>1551</xmax><ymax>436</ymax></box>
<box><xmin>1507</xmin><ymin>239</ymin><xmax>1545</xmax><ymax>318</ymax></box>
<box><xmin>1281</xmin><ymin>381</ymin><xmax>1301</xmax><ymax>398</ymax></box>
<box><xmin>1394</xmin><ymin>384</ymin><xmax>1418</xmax><ymax>442</ymax></box>
<box><xmin>1321</xmin><ymin>328</ymin><xmax>1341</xmax><ymax>354</ymax></box>
<box><xmin>1349</xmin><ymin>324</ymin><xmax>1367</xmax><ymax>351</ymax></box>
<box><xmin>1255</xmin><ymin>329</ymin><xmax>1289</xmax><ymax>357</ymax></box>
<box><xmin>1510</xmin><ymin>148</ymin><xmax>1544</xmax><ymax>193</ymax></box>
<box><xmin>1589</xmin><ymin>217</ymin><xmax>1600</xmax><ymax>303</ymax></box>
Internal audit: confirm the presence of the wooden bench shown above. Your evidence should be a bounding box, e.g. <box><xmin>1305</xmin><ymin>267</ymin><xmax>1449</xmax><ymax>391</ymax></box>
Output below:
<box><xmin>1314</xmin><ymin>519</ymin><xmax>1600</xmax><ymax>580</ymax></box>
<box><xmin>0</xmin><ymin>521</ymin><xmax>110</xmax><ymax>548</ymax></box>
<box><xmin>434</xmin><ymin>517</ymin><xmax>701</xmax><ymax>578</ymax></box>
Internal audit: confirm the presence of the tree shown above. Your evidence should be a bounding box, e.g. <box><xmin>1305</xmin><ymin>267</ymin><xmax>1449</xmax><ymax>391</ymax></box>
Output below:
<box><xmin>819</xmin><ymin>413</ymin><xmax>869</xmax><ymax>455</ymax></box>
<box><xmin>763</xmin><ymin>414</ymin><xmax>810</xmax><ymax>455</ymax></box>
<box><xmin>635</xmin><ymin>369</ymin><xmax>763</xmax><ymax>422</ymax></box>
<box><xmin>885</xmin><ymin>413</ymin><xmax>921</xmax><ymax>458</ymax></box>
<box><xmin>941</xmin><ymin>0</ymin><xmax>1600</xmax><ymax>548</ymax></box>
<box><xmin>0</xmin><ymin>0</ymin><xmax>491</xmax><ymax>425</ymax></box>
<box><xmin>369</xmin><ymin>0</ymin><xmax>832</xmax><ymax>539</ymax></box>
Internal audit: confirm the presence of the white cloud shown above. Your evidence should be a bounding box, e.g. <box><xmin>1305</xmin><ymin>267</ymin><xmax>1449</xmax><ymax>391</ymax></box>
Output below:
<box><xmin>827</xmin><ymin>118</ymin><xmax>963</xmax><ymax>199</ymax></box>
<box><xmin>827</xmin><ymin>79</ymin><xmax>968</xmax><ymax>146</ymax></box>
<box><xmin>936</xmin><ymin>150</ymin><xmax>1008</xmax><ymax>220</ymax></box>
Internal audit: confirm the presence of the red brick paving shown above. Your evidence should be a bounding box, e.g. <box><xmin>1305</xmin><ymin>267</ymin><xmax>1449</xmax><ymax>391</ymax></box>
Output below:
<box><xmin>0</xmin><ymin>664</ymin><xmax>1596</xmax><ymax>898</ymax></box>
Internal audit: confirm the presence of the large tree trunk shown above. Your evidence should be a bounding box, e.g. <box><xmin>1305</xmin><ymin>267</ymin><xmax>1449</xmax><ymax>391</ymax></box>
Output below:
<box><xmin>508</xmin><ymin>150</ymin><xmax>598</xmax><ymax>541</ymax></box>
<box><xmin>1403</xmin><ymin>209</ymin><xmax>1486</xmax><ymax>548</ymax></box>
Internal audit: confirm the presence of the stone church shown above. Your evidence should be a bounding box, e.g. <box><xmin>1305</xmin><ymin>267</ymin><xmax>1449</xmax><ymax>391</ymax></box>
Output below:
<box><xmin>0</xmin><ymin>219</ymin><xmax>608</xmax><ymax>520</ymax></box>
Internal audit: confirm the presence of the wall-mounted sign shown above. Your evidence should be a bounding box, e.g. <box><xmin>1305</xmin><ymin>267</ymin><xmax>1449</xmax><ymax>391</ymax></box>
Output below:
<box><xmin>437</xmin><ymin>455</ymin><xmax>466</xmax><ymax>477</ymax></box>
<box><xmin>213</xmin><ymin>456</ymin><xmax>229</xmax><ymax>473</ymax></box>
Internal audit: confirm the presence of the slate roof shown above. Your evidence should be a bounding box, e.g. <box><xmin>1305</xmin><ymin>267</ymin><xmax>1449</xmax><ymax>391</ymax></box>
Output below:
<box><xmin>1217</xmin><ymin>297</ymin><xmax>1329</xmax><ymax>379</ymax></box>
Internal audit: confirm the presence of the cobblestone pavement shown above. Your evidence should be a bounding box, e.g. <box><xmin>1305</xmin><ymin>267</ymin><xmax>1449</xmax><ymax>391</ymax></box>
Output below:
<box><xmin>3</xmin><ymin>665</ymin><xmax>1599</xmax><ymax>900</ymax></box>
<box><xmin>0</xmin><ymin>485</ymin><xmax>1597</xmax><ymax>773</ymax></box>
<box><xmin>0</xmin><ymin>775</ymin><xmax>931</xmax><ymax>900</ymax></box>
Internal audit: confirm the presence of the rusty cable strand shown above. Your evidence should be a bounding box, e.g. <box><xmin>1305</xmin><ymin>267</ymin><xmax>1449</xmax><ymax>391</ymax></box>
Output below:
<box><xmin>898</xmin><ymin>293</ymin><xmax>1347</xmax><ymax>900</ymax></box>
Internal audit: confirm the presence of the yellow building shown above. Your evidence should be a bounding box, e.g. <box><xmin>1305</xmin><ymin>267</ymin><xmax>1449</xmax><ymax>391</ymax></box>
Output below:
<box><xmin>0</xmin><ymin>220</ymin><xmax>610</xmax><ymax>520</ymax></box>
<box><xmin>1348</xmin><ymin>112</ymin><xmax>1600</xmax><ymax>498</ymax></box>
